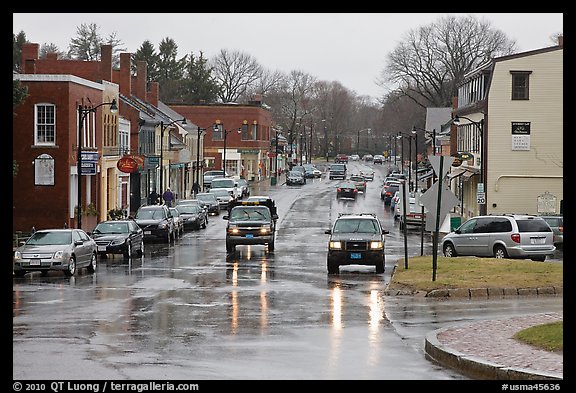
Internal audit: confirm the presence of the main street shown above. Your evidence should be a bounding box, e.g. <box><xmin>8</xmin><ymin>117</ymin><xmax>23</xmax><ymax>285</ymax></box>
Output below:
<box><xmin>13</xmin><ymin>161</ymin><xmax>562</xmax><ymax>380</ymax></box>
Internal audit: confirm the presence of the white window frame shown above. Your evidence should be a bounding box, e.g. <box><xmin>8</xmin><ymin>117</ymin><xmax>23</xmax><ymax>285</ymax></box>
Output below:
<box><xmin>34</xmin><ymin>103</ymin><xmax>56</xmax><ymax>146</ymax></box>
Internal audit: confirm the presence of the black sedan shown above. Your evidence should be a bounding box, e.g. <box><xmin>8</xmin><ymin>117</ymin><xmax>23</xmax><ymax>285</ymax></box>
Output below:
<box><xmin>90</xmin><ymin>220</ymin><xmax>144</xmax><ymax>259</ymax></box>
<box><xmin>286</xmin><ymin>170</ymin><xmax>306</xmax><ymax>186</ymax></box>
<box><xmin>176</xmin><ymin>204</ymin><xmax>208</xmax><ymax>229</ymax></box>
<box><xmin>336</xmin><ymin>181</ymin><xmax>359</xmax><ymax>199</ymax></box>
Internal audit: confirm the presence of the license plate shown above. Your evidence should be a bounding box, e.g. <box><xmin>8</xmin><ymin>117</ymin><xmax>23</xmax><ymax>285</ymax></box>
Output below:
<box><xmin>531</xmin><ymin>237</ymin><xmax>545</xmax><ymax>245</ymax></box>
<box><xmin>350</xmin><ymin>252</ymin><xmax>362</xmax><ymax>259</ymax></box>
<box><xmin>97</xmin><ymin>246</ymin><xmax>107</xmax><ymax>252</ymax></box>
<box><xmin>245</xmin><ymin>234</ymin><xmax>254</xmax><ymax>239</ymax></box>
<box><xmin>29</xmin><ymin>259</ymin><xmax>41</xmax><ymax>266</ymax></box>
<box><xmin>414</xmin><ymin>215</ymin><xmax>421</xmax><ymax>219</ymax></box>
<box><xmin>144</xmin><ymin>231</ymin><xmax>152</xmax><ymax>235</ymax></box>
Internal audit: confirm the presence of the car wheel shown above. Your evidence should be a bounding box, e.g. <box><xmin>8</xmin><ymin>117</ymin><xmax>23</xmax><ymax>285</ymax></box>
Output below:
<box><xmin>493</xmin><ymin>245</ymin><xmax>508</xmax><ymax>259</ymax></box>
<box><xmin>123</xmin><ymin>242</ymin><xmax>132</xmax><ymax>259</ymax></box>
<box><xmin>443</xmin><ymin>242</ymin><xmax>457</xmax><ymax>257</ymax></box>
<box><xmin>226</xmin><ymin>241</ymin><xmax>235</xmax><ymax>253</ymax></box>
<box><xmin>87</xmin><ymin>253</ymin><xmax>97</xmax><ymax>273</ymax></box>
<box><xmin>375</xmin><ymin>259</ymin><xmax>385</xmax><ymax>274</ymax></box>
<box><xmin>64</xmin><ymin>256</ymin><xmax>76</xmax><ymax>277</ymax></box>
<box><xmin>327</xmin><ymin>259</ymin><xmax>339</xmax><ymax>274</ymax></box>
<box><xmin>136</xmin><ymin>241</ymin><xmax>144</xmax><ymax>257</ymax></box>
<box><xmin>14</xmin><ymin>270</ymin><xmax>26</xmax><ymax>277</ymax></box>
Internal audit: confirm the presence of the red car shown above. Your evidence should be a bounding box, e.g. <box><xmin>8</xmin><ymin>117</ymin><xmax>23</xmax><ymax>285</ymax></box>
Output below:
<box><xmin>335</xmin><ymin>154</ymin><xmax>349</xmax><ymax>163</ymax></box>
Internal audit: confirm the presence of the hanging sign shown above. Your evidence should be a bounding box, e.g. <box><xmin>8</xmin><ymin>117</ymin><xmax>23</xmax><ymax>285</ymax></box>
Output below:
<box><xmin>117</xmin><ymin>155</ymin><xmax>139</xmax><ymax>173</ymax></box>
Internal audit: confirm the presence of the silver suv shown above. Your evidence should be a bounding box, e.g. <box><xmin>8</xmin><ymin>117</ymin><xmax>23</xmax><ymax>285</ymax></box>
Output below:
<box><xmin>441</xmin><ymin>214</ymin><xmax>555</xmax><ymax>261</ymax></box>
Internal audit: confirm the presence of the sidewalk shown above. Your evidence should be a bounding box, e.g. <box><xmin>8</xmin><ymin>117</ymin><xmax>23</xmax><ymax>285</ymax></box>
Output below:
<box><xmin>425</xmin><ymin>312</ymin><xmax>563</xmax><ymax>380</ymax></box>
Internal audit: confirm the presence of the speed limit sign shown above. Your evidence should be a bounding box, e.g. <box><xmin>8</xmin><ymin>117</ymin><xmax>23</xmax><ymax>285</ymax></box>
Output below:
<box><xmin>477</xmin><ymin>192</ymin><xmax>486</xmax><ymax>205</ymax></box>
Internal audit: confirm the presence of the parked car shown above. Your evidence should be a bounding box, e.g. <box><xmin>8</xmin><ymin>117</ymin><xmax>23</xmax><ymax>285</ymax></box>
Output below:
<box><xmin>398</xmin><ymin>197</ymin><xmax>427</xmax><ymax>229</ymax></box>
<box><xmin>176</xmin><ymin>203</ymin><xmax>208</xmax><ymax>230</ymax></box>
<box><xmin>236</xmin><ymin>178</ymin><xmax>251</xmax><ymax>198</ymax></box>
<box><xmin>203</xmin><ymin>170</ymin><xmax>228</xmax><ymax>189</ymax></box>
<box><xmin>349</xmin><ymin>154</ymin><xmax>360</xmax><ymax>161</ymax></box>
<box><xmin>441</xmin><ymin>214</ymin><xmax>555</xmax><ymax>261</ymax></box>
<box><xmin>286</xmin><ymin>170</ymin><xmax>306</xmax><ymax>185</ymax></box>
<box><xmin>13</xmin><ymin>228</ymin><xmax>97</xmax><ymax>277</ymax></box>
<box><xmin>373</xmin><ymin>154</ymin><xmax>385</xmax><ymax>164</ymax></box>
<box><xmin>169</xmin><ymin>207</ymin><xmax>185</xmax><ymax>237</ymax></box>
<box><xmin>90</xmin><ymin>219</ymin><xmax>144</xmax><ymax>259</ymax></box>
<box><xmin>540</xmin><ymin>215</ymin><xmax>563</xmax><ymax>248</ymax></box>
<box><xmin>134</xmin><ymin>204</ymin><xmax>175</xmax><ymax>243</ymax></box>
<box><xmin>335</xmin><ymin>154</ymin><xmax>349</xmax><ymax>163</ymax></box>
<box><xmin>223</xmin><ymin>198</ymin><xmax>278</xmax><ymax>253</ymax></box>
<box><xmin>208</xmin><ymin>188</ymin><xmax>235</xmax><ymax>210</ymax></box>
<box><xmin>381</xmin><ymin>183</ymin><xmax>400</xmax><ymax>204</ymax></box>
<box><xmin>195</xmin><ymin>193</ymin><xmax>220</xmax><ymax>215</ymax></box>
<box><xmin>336</xmin><ymin>181</ymin><xmax>358</xmax><ymax>199</ymax></box>
<box><xmin>303</xmin><ymin>164</ymin><xmax>322</xmax><ymax>178</ymax></box>
<box><xmin>349</xmin><ymin>174</ymin><xmax>367</xmax><ymax>193</ymax></box>
<box><xmin>291</xmin><ymin>165</ymin><xmax>307</xmax><ymax>183</ymax></box>
<box><xmin>324</xmin><ymin>213</ymin><xmax>388</xmax><ymax>274</ymax></box>
<box><xmin>390</xmin><ymin>191</ymin><xmax>401</xmax><ymax>214</ymax></box>
<box><xmin>362</xmin><ymin>154</ymin><xmax>373</xmax><ymax>162</ymax></box>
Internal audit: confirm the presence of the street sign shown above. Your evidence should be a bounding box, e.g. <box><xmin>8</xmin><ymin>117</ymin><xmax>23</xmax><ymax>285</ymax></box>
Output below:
<box><xmin>477</xmin><ymin>192</ymin><xmax>486</xmax><ymax>205</ymax></box>
<box><xmin>81</xmin><ymin>151</ymin><xmax>99</xmax><ymax>162</ymax></box>
<box><xmin>80</xmin><ymin>161</ymin><xmax>97</xmax><ymax>175</ymax></box>
<box><xmin>420</xmin><ymin>180</ymin><xmax>460</xmax><ymax>232</ymax></box>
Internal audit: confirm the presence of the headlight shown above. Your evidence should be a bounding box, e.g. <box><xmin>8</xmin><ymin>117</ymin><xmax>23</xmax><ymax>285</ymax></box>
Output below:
<box><xmin>54</xmin><ymin>250</ymin><xmax>65</xmax><ymax>260</ymax></box>
<box><xmin>229</xmin><ymin>225</ymin><xmax>239</xmax><ymax>234</ymax></box>
<box><xmin>260</xmin><ymin>225</ymin><xmax>271</xmax><ymax>234</ymax></box>
<box><xmin>370</xmin><ymin>241</ymin><xmax>383</xmax><ymax>250</ymax></box>
<box><xmin>158</xmin><ymin>222</ymin><xmax>168</xmax><ymax>229</ymax></box>
<box><xmin>110</xmin><ymin>239</ymin><xmax>125</xmax><ymax>246</ymax></box>
<box><xmin>14</xmin><ymin>251</ymin><xmax>22</xmax><ymax>260</ymax></box>
<box><xmin>329</xmin><ymin>241</ymin><xmax>342</xmax><ymax>249</ymax></box>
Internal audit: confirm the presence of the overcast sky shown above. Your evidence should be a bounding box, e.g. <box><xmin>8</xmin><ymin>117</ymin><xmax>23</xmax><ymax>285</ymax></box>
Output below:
<box><xmin>13</xmin><ymin>13</ymin><xmax>563</xmax><ymax>100</ymax></box>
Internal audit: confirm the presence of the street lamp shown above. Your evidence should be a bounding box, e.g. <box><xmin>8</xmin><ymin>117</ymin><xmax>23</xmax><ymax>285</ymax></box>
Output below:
<box><xmin>453</xmin><ymin>115</ymin><xmax>485</xmax><ymax>215</ymax></box>
<box><xmin>357</xmin><ymin>128</ymin><xmax>371</xmax><ymax>156</ymax></box>
<box><xmin>214</xmin><ymin>125</ymin><xmax>242</xmax><ymax>174</ymax></box>
<box><xmin>271</xmin><ymin>128</ymin><xmax>282</xmax><ymax>185</ymax></box>
<box><xmin>159</xmin><ymin>118</ymin><xmax>187</xmax><ymax>194</ymax></box>
<box><xmin>322</xmin><ymin>119</ymin><xmax>328</xmax><ymax>162</ymax></box>
<box><xmin>410</xmin><ymin>127</ymin><xmax>419</xmax><ymax>192</ymax></box>
<box><xmin>398</xmin><ymin>132</ymin><xmax>414</xmax><ymax>191</ymax></box>
<box><xmin>299</xmin><ymin>131</ymin><xmax>304</xmax><ymax>165</ymax></box>
<box><xmin>76</xmin><ymin>98</ymin><xmax>118</xmax><ymax>229</ymax></box>
<box><xmin>412</xmin><ymin>126</ymin><xmax>436</xmax><ymax>156</ymax></box>
<box><xmin>195</xmin><ymin>127</ymin><xmax>205</xmax><ymax>194</ymax></box>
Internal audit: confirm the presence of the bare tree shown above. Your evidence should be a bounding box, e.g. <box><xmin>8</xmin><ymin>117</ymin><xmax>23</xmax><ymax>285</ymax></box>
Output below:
<box><xmin>380</xmin><ymin>14</ymin><xmax>516</xmax><ymax>107</ymax></box>
<box><xmin>240</xmin><ymin>67</ymin><xmax>285</xmax><ymax>102</ymax></box>
<box><xmin>211</xmin><ymin>49</ymin><xmax>262</xmax><ymax>103</ymax></box>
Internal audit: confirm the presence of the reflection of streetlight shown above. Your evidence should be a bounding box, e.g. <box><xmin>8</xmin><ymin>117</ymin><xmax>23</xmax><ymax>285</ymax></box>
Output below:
<box><xmin>159</xmin><ymin>118</ymin><xmax>187</xmax><ymax>193</ymax></box>
<box><xmin>453</xmin><ymin>115</ymin><xmax>485</xmax><ymax>215</ymax></box>
<box><xmin>77</xmin><ymin>98</ymin><xmax>118</xmax><ymax>229</ymax></box>
<box><xmin>357</xmin><ymin>128</ymin><xmax>371</xmax><ymax>156</ymax></box>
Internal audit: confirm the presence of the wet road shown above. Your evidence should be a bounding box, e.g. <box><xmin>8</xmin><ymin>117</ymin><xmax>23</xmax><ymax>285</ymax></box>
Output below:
<box><xmin>13</xmin><ymin>162</ymin><xmax>562</xmax><ymax>380</ymax></box>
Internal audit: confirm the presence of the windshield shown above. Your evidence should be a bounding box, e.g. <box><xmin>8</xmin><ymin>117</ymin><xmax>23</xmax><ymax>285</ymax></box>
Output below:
<box><xmin>210</xmin><ymin>189</ymin><xmax>230</xmax><ymax>197</ymax></box>
<box><xmin>93</xmin><ymin>222</ymin><xmax>129</xmax><ymax>234</ymax></box>
<box><xmin>196</xmin><ymin>194</ymin><xmax>215</xmax><ymax>202</ymax></box>
<box><xmin>230</xmin><ymin>207</ymin><xmax>270</xmax><ymax>221</ymax></box>
<box><xmin>177</xmin><ymin>205</ymin><xmax>200</xmax><ymax>214</ymax></box>
<box><xmin>27</xmin><ymin>231</ymin><xmax>72</xmax><ymax>245</ymax></box>
<box><xmin>211</xmin><ymin>179</ymin><xmax>235</xmax><ymax>188</ymax></box>
<box><xmin>333</xmin><ymin>219</ymin><xmax>379</xmax><ymax>234</ymax></box>
<box><xmin>136</xmin><ymin>209</ymin><xmax>165</xmax><ymax>220</ymax></box>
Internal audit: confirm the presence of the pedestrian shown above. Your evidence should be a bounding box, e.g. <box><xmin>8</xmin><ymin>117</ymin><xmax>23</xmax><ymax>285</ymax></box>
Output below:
<box><xmin>162</xmin><ymin>187</ymin><xmax>174</xmax><ymax>207</ymax></box>
<box><xmin>192</xmin><ymin>182</ymin><xmax>200</xmax><ymax>196</ymax></box>
<box><xmin>148</xmin><ymin>189</ymin><xmax>160</xmax><ymax>205</ymax></box>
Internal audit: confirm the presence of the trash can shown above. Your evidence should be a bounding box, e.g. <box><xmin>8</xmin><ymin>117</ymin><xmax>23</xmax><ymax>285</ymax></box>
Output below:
<box><xmin>270</xmin><ymin>176</ymin><xmax>277</xmax><ymax>186</ymax></box>
<box><xmin>450</xmin><ymin>215</ymin><xmax>462</xmax><ymax>231</ymax></box>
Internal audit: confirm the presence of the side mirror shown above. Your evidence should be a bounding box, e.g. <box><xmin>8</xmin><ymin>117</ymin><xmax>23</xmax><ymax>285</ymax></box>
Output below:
<box><xmin>272</xmin><ymin>214</ymin><xmax>279</xmax><ymax>220</ymax></box>
<box><xmin>324</xmin><ymin>229</ymin><xmax>332</xmax><ymax>234</ymax></box>
<box><xmin>74</xmin><ymin>240</ymin><xmax>83</xmax><ymax>246</ymax></box>
<box><xmin>383</xmin><ymin>230</ymin><xmax>390</xmax><ymax>235</ymax></box>
<box><xmin>223</xmin><ymin>215</ymin><xmax>229</xmax><ymax>220</ymax></box>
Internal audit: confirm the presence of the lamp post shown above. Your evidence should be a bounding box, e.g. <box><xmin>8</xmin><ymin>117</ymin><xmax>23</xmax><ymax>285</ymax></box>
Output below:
<box><xmin>453</xmin><ymin>115</ymin><xmax>485</xmax><ymax>215</ymax></box>
<box><xmin>357</xmin><ymin>128</ymin><xmax>371</xmax><ymax>156</ymax></box>
<box><xmin>271</xmin><ymin>128</ymin><xmax>282</xmax><ymax>185</ymax></box>
<box><xmin>299</xmin><ymin>132</ymin><xmax>304</xmax><ymax>165</ymax></box>
<box><xmin>159</xmin><ymin>118</ymin><xmax>187</xmax><ymax>194</ymax></box>
<box><xmin>410</xmin><ymin>128</ymin><xmax>419</xmax><ymax>192</ymax></box>
<box><xmin>215</xmin><ymin>125</ymin><xmax>242</xmax><ymax>174</ymax></box>
<box><xmin>398</xmin><ymin>132</ymin><xmax>414</xmax><ymax>191</ymax></box>
<box><xmin>412</xmin><ymin>126</ymin><xmax>436</xmax><ymax>156</ymax></box>
<box><xmin>195</xmin><ymin>126</ymin><xmax>205</xmax><ymax>194</ymax></box>
<box><xmin>322</xmin><ymin>119</ymin><xmax>328</xmax><ymax>162</ymax></box>
<box><xmin>76</xmin><ymin>98</ymin><xmax>118</xmax><ymax>229</ymax></box>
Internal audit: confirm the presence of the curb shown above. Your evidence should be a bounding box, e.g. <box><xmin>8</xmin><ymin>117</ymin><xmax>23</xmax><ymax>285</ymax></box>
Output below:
<box><xmin>384</xmin><ymin>286</ymin><xmax>563</xmax><ymax>298</ymax></box>
<box><xmin>424</xmin><ymin>326</ymin><xmax>563</xmax><ymax>380</ymax></box>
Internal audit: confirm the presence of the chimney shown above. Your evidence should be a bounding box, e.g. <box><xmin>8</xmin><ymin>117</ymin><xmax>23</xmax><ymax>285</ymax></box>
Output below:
<box><xmin>135</xmin><ymin>60</ymin><xmax>147</xmax><ymax>100</ymax></box>
<box><xmin>558</xmin><ymin>35</ymin><xmax>563</xmax><ymax>47</ymax></box>
<box><xmin>119</xmin><ymin>52</ymin><xmax>132</xmax><ymax>97</ymax></box>
<box><xmin>148</xmin><ymin>82</ymin><xmax>159</xmax><ymax>107</ymax></box>
<box><xmin>100</xmin><ymin>45</ymin><xmax>113</xmax><ymax>82</ymax></box>
<box><xmin>21</xmin><ymin>43</ymin><xmax>39</xmax><ymax>74</ymax></box>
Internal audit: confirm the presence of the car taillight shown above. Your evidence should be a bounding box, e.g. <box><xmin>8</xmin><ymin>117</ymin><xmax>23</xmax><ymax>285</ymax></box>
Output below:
<box><xmin>559</xmin><ymin>226</ymin><xmax>563</xmax><ymax>233</ymax></box>
<box><xmin>337</xmin><ymin>188</ymin><xmax>342</xmax><ymax>192</ymax></box>
<box><xmin>353</xmin><ymin>189</ymin><xmax>357</xmax><ymax>193</ymax></box>
<box><xmin>511</xmin><ymin>233</ymin><xmax>520</xmax><ymax>243</ymax></box>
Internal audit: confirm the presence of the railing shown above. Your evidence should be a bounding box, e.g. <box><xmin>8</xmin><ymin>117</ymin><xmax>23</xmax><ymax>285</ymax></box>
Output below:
<box><xmin>13</xmin><ymin>231</ymin><xmax>33</xmax><ymax>250</ymax></box>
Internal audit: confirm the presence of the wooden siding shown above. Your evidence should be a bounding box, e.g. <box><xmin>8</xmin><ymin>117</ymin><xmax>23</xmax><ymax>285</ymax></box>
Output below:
<box><xmin>487</xmin><ymin>49</ymin><xmax>563</xmax><ymax>215</ymax></box>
